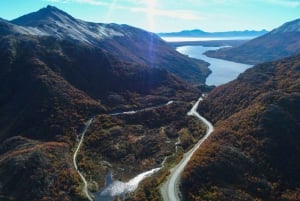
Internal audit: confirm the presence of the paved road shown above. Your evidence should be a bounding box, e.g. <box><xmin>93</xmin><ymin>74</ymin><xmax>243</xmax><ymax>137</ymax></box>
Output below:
<box><xmin>73</xmin><ymin>118</ymin><xmax>94</xmax><ymax>201</ymax></box>
<box><xmin>160</xmin><ymin>97</ymin><xmax>214</xmax><ymax>201</ymax></box>
<box><xmin>72</xmin><ymin>101</ymin><xmax>175</xmax><ymax>201</ymax></box>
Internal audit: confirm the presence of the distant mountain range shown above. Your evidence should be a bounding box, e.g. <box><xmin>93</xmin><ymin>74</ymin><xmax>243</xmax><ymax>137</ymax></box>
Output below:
<box><xmin>158</xmin><ymin>29</ymin><xmax>268</xmax><ymax>38</ymax></box>
<box><xmin>205</xmin><ymin>18</ymin><xmax>300</xmax><ymax>64</ymax></box>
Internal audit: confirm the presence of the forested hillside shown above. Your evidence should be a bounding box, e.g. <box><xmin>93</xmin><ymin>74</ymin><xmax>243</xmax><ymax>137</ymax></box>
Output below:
<box><xmin>182</xmin><ymin>54</ymin><xmax>300</xmax><ymax>201</ymax></box>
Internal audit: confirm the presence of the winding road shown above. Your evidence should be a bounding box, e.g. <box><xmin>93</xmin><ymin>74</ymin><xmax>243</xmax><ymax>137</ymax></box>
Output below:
<box><xmin>72</xmin><ymin>101</ymin><xmax>175</xmax><ymax>201</ymax></box>
<box><xmin>160</xmin><ymin>97</ymin><xmax>214</xmax><ymax>201</ymax></box>
<box><xmin>73</xmin><ymin>118</ymin><xmax>94</xmax><ymax>201</ymax></box>
<box><xmin>71</xmin><ymin>97</ymin><xmax>213</xmax><ymax>201</ymax></box>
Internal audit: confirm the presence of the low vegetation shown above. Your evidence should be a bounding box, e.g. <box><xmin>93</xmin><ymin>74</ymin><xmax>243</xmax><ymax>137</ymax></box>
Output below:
<box><xmin>77</xmin><ymin>101</ymin><xmax>206</xmax><ymax>198</ymax></box>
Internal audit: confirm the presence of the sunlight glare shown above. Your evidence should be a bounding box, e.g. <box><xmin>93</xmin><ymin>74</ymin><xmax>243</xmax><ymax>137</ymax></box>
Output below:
<box><xmin>104</xmin><ymin>0</ymin><xmax>118</xmax><ymax>22</ymax></box>
<box><xmin>146</xmin><ymin>0</ymin><xmax>156</xmax><ymax>32</ymax></box>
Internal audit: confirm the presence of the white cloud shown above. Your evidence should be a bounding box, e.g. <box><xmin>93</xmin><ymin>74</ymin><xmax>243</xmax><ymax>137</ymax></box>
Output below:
<box><xmin>44</xmin><ymin>0</ymin><xmax>202</xmax><ymax>21</ymax></box>
<box><xmin>127</xmin><ymin>7</ymin><xmax>202</xmax><ymax>20</ymax></box>
<box><xmin>46</xmin><ymin>0</ymin><xmax>69</xmax><ymax>2</ymax></box>
<box><xmin>123</xmin><ymin>0</ymin><xmax>147</xmax><ymax>5</ymax></box>
<box><xmin>87</xmin><ymin>0</ymin><xmax>203</xmax><ymax>21</ymax></box>
<box><xmin>263</xmin><ymin>0</ymin><xmax>300</xmax><ymax>7</ymax></box>
<box><xmin>185</xmin><ymin>0</ymin><xmax>300</xmax><ymax>7</ymax></box>
<box><xmin>46</xmin><ymin>0</ymin><xmax>109</xmax><ymax>6</ymax></box>
<box><xmin>76</xmin><ymin>0</ymin><xmax>109</xmax><ymax>5</ymax></box>
<box><xmin>46</xmin><ymin>0</ymin><xmax>300</xmax><ymax>8</ymax></box>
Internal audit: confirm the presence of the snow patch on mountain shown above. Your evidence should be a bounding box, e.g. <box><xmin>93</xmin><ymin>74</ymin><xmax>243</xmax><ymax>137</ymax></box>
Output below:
<box><xmin>9</xmin><ymin>5</ymin><xmax>124</xmax><ymax>45</ymax></box>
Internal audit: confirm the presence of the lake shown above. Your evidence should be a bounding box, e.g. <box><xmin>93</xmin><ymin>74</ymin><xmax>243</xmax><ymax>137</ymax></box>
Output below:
<box><xmin>176</xmin><ymin>46</ymin><xmax>253</xmax><ymax>86</ymax></box>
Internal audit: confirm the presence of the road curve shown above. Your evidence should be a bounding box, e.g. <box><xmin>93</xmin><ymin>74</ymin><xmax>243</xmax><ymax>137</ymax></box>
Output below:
<box><xmin>73</xmin><ymin>118</ymin><xmax>94</xmax><ymax>201</ymax></box>
<box><xmin>160</xmin><ymin>97</ymin><xmax>214</xmax><ymax>201</ymax></box>
<box><xmin>71</xmin><ymin>101</ymin><xmax>174</xmax><ymax>200</ymax></box>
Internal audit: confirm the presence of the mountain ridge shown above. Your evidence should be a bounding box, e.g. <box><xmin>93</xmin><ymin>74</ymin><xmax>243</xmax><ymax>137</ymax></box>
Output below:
<box><xmin>0</xmin><ymin>33</ymin><xmax>202</xmax><ymax>141</ymax></box>
<box><xmin>6</xmin><ymin>5</ymin><xmax>210</xmax><ymax>84</ymax></box>
<box><xmin>0</xmin><ymin>6</ymin><xmax>207</xmax><ymax>200</ymax></box>
<box><xmin>1</xmin><ymin>5</ymin><xmax>300</xmax><ymax>201</ymax></box>
<box><xmin>205</xmin><ymin>18</ymin><xmax>300</xmax><ymax>64</ymax></box>
<box><xmin>182</xmin><ymin>53</ymin><xmax>300</xmax><ymax>201</ymax></box>
<box><xmin>158</xmin><ymin>29</ymin><xmax>268</xmax><ymax>38</ymax></box>
<box><xmin>271</xmin><ymin>18</ymin><xmax>300</xmax><ymax>34</ymax></box>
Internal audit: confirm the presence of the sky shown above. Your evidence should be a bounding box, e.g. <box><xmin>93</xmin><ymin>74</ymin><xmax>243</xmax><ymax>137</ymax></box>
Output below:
<box><xmin>0</xmin><ymin>0</ymin><xmax>299</xmax><ymax>33</ymax></box>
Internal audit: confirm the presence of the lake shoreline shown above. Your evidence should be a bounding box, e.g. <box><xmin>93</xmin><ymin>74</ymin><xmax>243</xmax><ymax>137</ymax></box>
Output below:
<box><xmin>176</xmin><ymin>45</ymin><xmax>252</xmax><ymax>86</ymax></box>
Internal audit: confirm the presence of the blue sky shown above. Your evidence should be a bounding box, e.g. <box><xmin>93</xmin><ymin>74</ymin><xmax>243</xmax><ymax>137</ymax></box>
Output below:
<box><xmin>0</xmin><ymin>0</ymin><xmax>299</xmax><ymax>32</ymax></box>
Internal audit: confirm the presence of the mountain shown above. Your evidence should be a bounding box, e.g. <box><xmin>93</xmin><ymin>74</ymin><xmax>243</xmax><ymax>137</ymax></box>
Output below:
<box><xmin>9</xmin><ymin>5</ymin><xmax>210</xmax><ymax>84</ymax></box>
<box><xmin>0</xmin><ymin>5</ymin><xmax>208</xmax><ymax>141</ymax></box>
<box><xmin>159</xmin><ymin>29</ymin><xmax>208</xmax><ymax>37</ymax></box>
<box><xmin>181</xmin><ymin>54</ymin><xmax>300</xmax><ymax>201</ymax></box>
<box><xmin>0</xmin><ymin>6</ymin><xmax>207</xmax><ymax>201</ymax></box>
<box><xmin>0</xmin><ymin>18</ymin><xmax>44</xmax><ymax>36</ymax></box>
<box><xmin>205</xmin><ymin>18</ymin><xmax>300</xmax><ymax>64</ymax></box>
<box><xmin>0</xmin><ymin>32</ymin><xmax>201</xmax><ymax>141</ymax></box>
<box><xmin>158</xmin><ymin>29</ymin><xmax>267</xmax><ymax>38</ymax></box>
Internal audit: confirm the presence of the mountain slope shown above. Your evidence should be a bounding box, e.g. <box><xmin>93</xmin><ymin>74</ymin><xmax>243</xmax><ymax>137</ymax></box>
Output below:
<box><xmin>0</xmin><ymin>33</ymin><xmax>199</xmax><ymax>141</ymax></box>
<box><xmin>0</xmin><ymin>136</ymin><xmax>85</xmax><ymax>201</ymax></box>
<box><xmin>205</xmin><ymin>18</ymin><xmax>300</xmax><ymax>64</ymax></box>
<box><xmin>181</xmin><ymin>54</ymin><xmax>300</xmax><ymax>200</ymax></box>
<box><xmin>10</xmin><ymin>5</ymin><xmax>210</xmax><ymax>84</ymax></box>
<box><xmin>0</xmin><ymin>18</ymin><xmax>202</xmax><ymax>201</ymax></box>
<box><xmin>0</xmin><ymin>6</ymin><xmax>209</xmax><ymax>201</ymax></box>
<box><xmin>0</xmin><ymin>36</ymin><xmax>105</xmax><ymax>141</ymax></box>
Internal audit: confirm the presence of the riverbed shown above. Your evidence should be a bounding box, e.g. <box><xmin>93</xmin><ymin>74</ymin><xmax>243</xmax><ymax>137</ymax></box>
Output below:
<box><xmin>93</xmin><ymin>168</ymin><xmax>161</xmax><ymax>201</ymax></box>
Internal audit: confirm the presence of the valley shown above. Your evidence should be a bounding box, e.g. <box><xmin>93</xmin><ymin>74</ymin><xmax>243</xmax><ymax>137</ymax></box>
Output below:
<box><xmin>0</xmin><ymin>6</ymin><xmax>209</xmax><ymax>201</ymax></box>
<box><xmin>0</xmin><ymin>4</ymin><xmax>300</xmax><ymax>201</ymax></box>
<box><xmin>181</xmin><ymin>54</ymin><xmax>300</xmax><ymax>201</ymax></box>
<box><xmin>160</xmin><ymin>96</ymin><xmax>214</xmax><ymax>201</ymax></box>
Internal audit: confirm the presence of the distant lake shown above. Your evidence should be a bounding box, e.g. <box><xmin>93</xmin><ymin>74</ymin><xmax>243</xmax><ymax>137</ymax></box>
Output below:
<box><xmin>176</xmin><ymin>46</ymin><xmax>252</xmax><ymax>86</ymax></box>
<box><xmin>162</xmin><ymin>36</ymin><xmax>255</xmax><ymax>42</ymax></box>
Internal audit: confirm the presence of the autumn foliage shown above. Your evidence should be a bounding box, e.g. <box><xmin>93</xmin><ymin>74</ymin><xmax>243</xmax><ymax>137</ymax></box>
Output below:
<box><xmin>181</xmin><ymin>54</ymin><xmax>300</xmax><ymax>201</ymax></box>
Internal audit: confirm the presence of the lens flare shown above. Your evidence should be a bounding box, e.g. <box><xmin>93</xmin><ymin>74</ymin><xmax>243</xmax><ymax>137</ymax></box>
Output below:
<box><xmin>146</xmin><ymin>0</ymin><xmax>156</xmax><ymax>68</ymax></box>
<box><xmin>146</xmin><ymin>0</ymin><xmax>156</xmax><ymax>32</ymax></box>
<box><xmin>104</xmin><ymin>0</ymin><xmax>118</xmax><ymax>22</ymax></box>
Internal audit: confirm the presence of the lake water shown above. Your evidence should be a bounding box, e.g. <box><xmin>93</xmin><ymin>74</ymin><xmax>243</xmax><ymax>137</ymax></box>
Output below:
<box><xmin>176</xmin><ymin>46</ymin><xmax>253</xmax><ymax>86</ymax></box>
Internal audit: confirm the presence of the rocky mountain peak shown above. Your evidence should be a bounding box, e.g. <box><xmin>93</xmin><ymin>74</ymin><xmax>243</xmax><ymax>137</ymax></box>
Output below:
<box><xmin>11</xmin><ymin>5</ymin><xmax>75</xmax><ymax>26</ymax></box>
<box><xmin>9</xmin><ymin>5</ymin><xmax>125</xmax><ymax>45</ymax></box>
